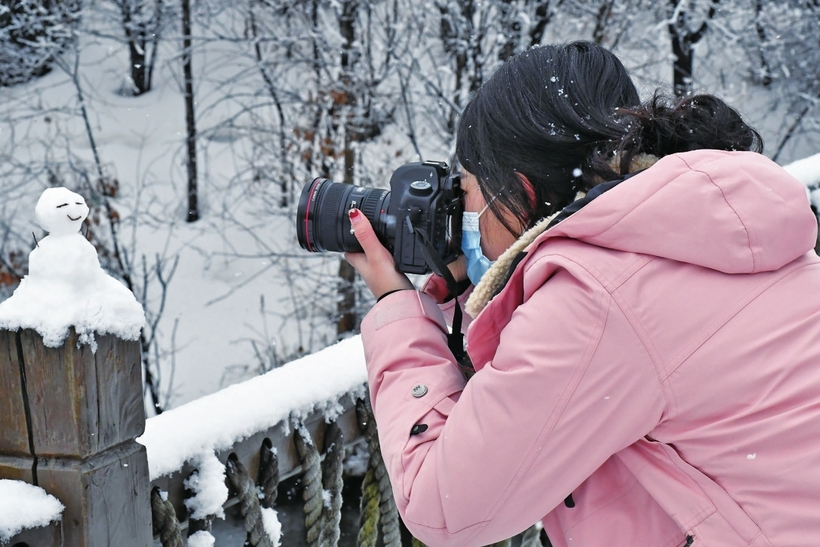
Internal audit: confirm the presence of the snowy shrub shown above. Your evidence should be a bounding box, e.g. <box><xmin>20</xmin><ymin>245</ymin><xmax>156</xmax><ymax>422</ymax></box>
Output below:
<box><xmin>0</xmin><ymin>0</ymin><xmax>82</xmax><ymax>87</ymax></box>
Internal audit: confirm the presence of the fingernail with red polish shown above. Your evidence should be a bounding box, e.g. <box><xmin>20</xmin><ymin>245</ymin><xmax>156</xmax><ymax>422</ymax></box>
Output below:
<box><xmin>349</xmin><ymin>208</ymin><xmax>360</xmax><ymax>219</ymax></box>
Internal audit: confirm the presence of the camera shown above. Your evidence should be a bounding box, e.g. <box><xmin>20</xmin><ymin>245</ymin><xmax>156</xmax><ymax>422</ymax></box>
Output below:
<box><xmin>296</xmin><ymin>161</ymin><xmax>462</xmax><ymax>274</ymax></box>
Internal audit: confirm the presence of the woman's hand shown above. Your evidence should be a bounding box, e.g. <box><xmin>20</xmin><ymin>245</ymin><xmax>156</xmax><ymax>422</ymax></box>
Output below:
<box><xmin>344</xmin><ymin>209</ymin><xmax>414</xmax><ymax>300</ymax></box>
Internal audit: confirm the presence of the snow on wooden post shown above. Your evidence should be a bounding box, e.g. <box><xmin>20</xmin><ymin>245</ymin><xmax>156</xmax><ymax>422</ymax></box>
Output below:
<box><xmin>0</xmin><ymin>187</ymin><xmax>149</xmax><ymax>546</ymax></box>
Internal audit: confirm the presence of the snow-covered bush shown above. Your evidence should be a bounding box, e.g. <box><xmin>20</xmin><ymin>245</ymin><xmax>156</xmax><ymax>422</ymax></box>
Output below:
<box><xmin>0</xmin><ymin>0</ymin><xmax>82</xmax><ymax>87</ymax></box>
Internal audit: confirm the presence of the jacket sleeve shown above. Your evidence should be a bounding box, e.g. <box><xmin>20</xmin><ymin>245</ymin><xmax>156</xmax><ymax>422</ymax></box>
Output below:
<box><xmin>360</xmin><ymin>263</ymin><xmax>669</xmax><ymax>546</ymax></box>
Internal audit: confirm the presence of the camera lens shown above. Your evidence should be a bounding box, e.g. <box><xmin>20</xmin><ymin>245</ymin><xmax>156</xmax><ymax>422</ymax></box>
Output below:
<box><xmin>296</xmin><ymin>178</ymin><xmax>391</xmax><ymax>253</ymax></box>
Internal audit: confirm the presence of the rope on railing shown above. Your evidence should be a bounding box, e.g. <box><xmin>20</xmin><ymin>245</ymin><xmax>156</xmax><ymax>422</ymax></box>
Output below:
<box><xmin>358</xmin><ymin>460</ymin><xmax>381</xmax><ymax>547</ymax></box>
<box><xmin>321</xmin><ymin>420</ymin><xmax>345</xmax><ymax>546</ymax></box>
<box><xmin>377</xmin><ymin>460</ymin><xmax>401</xmax><ymax>547</ymax></box>
<box><xmin>225</xmin><ymin>453</ymin><xmax>274</xmax><ymax>547</ymax></box>
<box><xmin>257</xmin><ymin>437</ymin><xmax>279</xmax><ymax>509</ymax></box>
<box><xmin>294</xmin><ymin>418</ymin><xmax>348</xmax><ymax>546</ymax></box>
<box><xmin>356</xmin><ymin>398</ymin><xmax>401</xmax><ymax>547</ymax></box>
<box><xmin>356</xmin><ymin>399</ymin><xmax>381</xmax><ymax>547</ymax></box>
<box><xmin>294</xmin><ymin>422</ymin><xmax>325</xmax><ymax>546</ymax></box>
<box><xmin>151</xmin><ymin>486</ymin><xmax>184</xmax><ymax>547</ymax></box>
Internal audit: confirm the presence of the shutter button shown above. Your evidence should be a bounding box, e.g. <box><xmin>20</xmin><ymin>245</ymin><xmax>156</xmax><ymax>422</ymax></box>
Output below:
<box><xmin>412</xmin><ymin>384</ymin><xmax>428</xmax><ymax>398</ymax></box>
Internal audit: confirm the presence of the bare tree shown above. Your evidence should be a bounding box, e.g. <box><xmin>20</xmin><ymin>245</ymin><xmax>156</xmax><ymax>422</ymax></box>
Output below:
<box><xmin>751</xmin><ymin>0</ymin><xmax>772</xmax><ymax>87</ymax></box>
<box><xmin>745</xmin><ymin>0</ymin><xmax>820</xmax><ymax>161</ymax></box>
<box><xmin>592</xmin><ymin>0</ymin><xmax>617</xmax><ymax>44</ymax></box>
<box><xmin>667</xmin><ymin>0</ymin><xmax>720</xmax><ymax>96</ymax></box>
<box><xmin>436</xmin><ymin>0</ymin><xmax>487</xmax><ymax>133</ymax></box>
<box><xmin>498</xmin><ymin>0</ymin><xmax>563</xmax><ymax>61</ymax></box>
<box><xmin>111</xmin><ymin>0</ymin><xmax>166</xmax><ymax>94</ymax></box>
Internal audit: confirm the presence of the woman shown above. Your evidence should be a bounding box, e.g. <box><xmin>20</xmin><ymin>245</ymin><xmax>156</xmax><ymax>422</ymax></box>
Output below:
<box><xmin>345</xmin><ymin>41</ymin><xmax>820</xmax><ymax>547</ymax></box>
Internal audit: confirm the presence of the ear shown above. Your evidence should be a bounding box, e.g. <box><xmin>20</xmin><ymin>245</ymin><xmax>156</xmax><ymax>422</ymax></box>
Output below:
<box><xmin>517</xmin><ymin>173</ymin><xmax>537</xmax><ymax>208</ymax></box>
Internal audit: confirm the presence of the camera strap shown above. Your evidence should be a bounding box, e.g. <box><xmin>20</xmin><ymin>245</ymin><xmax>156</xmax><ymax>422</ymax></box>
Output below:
<box><xmin>412</xmin><ymin>227</ymin><xmax>472</xmax><ymax>375</ymax></box>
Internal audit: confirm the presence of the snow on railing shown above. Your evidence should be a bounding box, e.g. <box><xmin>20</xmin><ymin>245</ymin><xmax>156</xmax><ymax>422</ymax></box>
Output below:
<box><xmin>138</xmin><ymin>336</ymin><xmax>367</xmax><ymax>481</ymax></box>
<box><xmin>139</xmin><ymin>335</ymin><xmax>371</xmax><ymax>547</ymax></box>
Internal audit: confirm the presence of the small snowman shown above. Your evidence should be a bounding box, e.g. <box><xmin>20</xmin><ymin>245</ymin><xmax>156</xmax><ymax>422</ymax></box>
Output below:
<box><xmin>0</xmin><ymin>187</ymin><xmax>145</xmax><ymax>349</ymax></box>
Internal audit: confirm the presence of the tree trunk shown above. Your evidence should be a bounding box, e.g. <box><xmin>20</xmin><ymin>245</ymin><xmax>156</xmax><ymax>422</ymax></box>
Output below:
<box><xmin>119</xmin><ymin>1</ymin><xmax>149</xmax><ymax>94</ymax></box>
<box><xmin>182</xmin><ymin>0</ymin><xmax>199</xmax><ymax>222</ymax></box>
<box><xmin>667</xmin><ymin>0</ymin><xmax>719</xmax><ymax>97</ymax></box>
<box><xmin>593</xmin><ymin>0</ymin><xmax>616</xmax><ymax>45</ymax></box>
<box><xmin>670</xmin><ymin>31</ymin><xmax>694</xmax><ymax>97</ymax></box>
<box><xmin>497</xmin><ymin>0</ymin><xmax>519</xmax><ymax>61</ymax></box>
<box><xmin>754</xmin><ymin>0</ymin><xmax>772</xmax><ymax>86</ymax></box>
<box><xmin>129</xmin><ymin>40</ymin><xmax>147</xmax><ymax>92</ymax></box>
<box><xmin>439</xmin><ymin>0</ymin><xmax>475</xmax><ymax>134</ymax></box>
<box><xmin>337</xmin><ymin>0</ymin><xmax>359</xmax><ymax>337</ymax></box>
<box><xmin>121</xmin><ymin>0</ymin><xmax>163</xmax><ymax>95</ymax></box>
<box><xmin>529</xmin><ymin>0</ymin><xmax>558</xmax><ymax>48</ymax></box>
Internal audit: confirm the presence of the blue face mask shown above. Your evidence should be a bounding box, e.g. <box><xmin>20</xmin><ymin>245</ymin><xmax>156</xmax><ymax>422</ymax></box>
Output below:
<box><xmin>461</xmin><ymin>204</ymin><xmax>494</xmax><ymax>286</ymax></box>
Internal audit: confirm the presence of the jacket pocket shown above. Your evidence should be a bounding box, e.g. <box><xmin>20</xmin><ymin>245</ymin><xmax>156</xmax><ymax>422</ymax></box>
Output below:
<box><xmin>543</xmin><ymin>455</ymin><xmax>683</xmax><ymax>547</ymax></box>
<box><xmin>617</xmin><ymin>439</ymin><xmax>772</xmax><ymax>547</ymax></box>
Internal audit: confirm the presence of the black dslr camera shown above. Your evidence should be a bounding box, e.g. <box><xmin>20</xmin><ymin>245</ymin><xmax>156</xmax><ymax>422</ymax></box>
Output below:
<box><xmin>296</xmin><ymin>161</ymin><xmax>462</xmax><ymax>274</ymax></box>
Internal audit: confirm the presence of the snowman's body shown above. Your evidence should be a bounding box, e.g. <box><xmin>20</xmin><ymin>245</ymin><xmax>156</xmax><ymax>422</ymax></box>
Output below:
<box><xmin>29</xmin><ymin>234</ymin><xmax>102</xmax><ymax>288</ymax></box>
<box><xmin>0</xmin><ymin>187</ymin><xmax>144</xmax><ymax>348</ymax></box>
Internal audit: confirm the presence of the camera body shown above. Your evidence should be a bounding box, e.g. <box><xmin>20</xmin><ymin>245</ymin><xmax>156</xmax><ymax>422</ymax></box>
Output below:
<box><xmin>388</xmin><ymin>161</ymin><xmax>462</xmax><ymax>274</ymax></box>
<box><xmin>296</xmin><ymin>161</ymin><xmax>462</xmax><ymax>275</ymax></box>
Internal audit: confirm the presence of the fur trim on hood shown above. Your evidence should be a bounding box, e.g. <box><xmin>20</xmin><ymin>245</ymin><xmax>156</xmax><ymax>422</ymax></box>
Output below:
<box><xmin>465</xmin><ymin>153</ymin><xmax>659</xmax><ymax>317</ymax></box>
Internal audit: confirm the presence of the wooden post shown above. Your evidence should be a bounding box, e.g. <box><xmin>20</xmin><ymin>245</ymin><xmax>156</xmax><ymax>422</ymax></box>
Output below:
<box><xmin>0</xmin><ymin>328</ymin><xmax>152</xmax><ymax>547</ymax></box>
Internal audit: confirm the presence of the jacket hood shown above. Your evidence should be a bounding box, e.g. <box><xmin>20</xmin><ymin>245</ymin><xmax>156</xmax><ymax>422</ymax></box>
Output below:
<box><xmin>551</xmin><ymin>150</ymin><xmax>816</xmax><ymax>274</ymax></box>
<box><xmin>466</xmin><ymin>150</ymin><xmax>817</xmax><ymax>317</ymax></box>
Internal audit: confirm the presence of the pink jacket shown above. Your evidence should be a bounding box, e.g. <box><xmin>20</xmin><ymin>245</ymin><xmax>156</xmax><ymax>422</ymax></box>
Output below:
<box><xmin>360</xmin><ymin>150</ymin><xmax>820</xmax><ymax>547</ymax></box>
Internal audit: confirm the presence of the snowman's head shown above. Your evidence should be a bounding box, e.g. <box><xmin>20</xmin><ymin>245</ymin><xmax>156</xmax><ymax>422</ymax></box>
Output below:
<box><xmin>35</xmin><ymin>187</ymin><xmax>90</xmax><ymax>235</ymax></box>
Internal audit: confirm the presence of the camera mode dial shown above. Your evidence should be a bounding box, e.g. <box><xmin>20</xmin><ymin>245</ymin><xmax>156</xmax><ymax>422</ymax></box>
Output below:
<box><xmin>409</xmin><ymin>180</ymin><xmax>433</xmax><ymax>196</ymax></box>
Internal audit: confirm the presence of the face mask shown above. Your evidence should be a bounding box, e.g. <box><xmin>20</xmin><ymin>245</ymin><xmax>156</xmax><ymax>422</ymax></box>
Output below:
<box><xmin>461</xmin><ymin>203</ymin><xmax>494</xmax><ymax>286</ymax></box>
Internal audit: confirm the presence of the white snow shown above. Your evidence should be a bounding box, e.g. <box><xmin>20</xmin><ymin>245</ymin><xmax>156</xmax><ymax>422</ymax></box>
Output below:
<box><xmin>261</xmin><ymin>507</ymin><xmax>283</xmax><ymax>547</ymax></box>
<box><xmin>0</xmin><ymin>187</ymin><xmax>145</xmax><ymax>349</ymax></box>
<box><xmin>0</xmin><ymin>480</ymin><xmax>64</xmax><ymax>542</ymax></box>
<box><xmin>137</xmin><ymin>335</ymin><xmax>367</xmax><ymax>479</ymax></box>
<box><xmin>784</xmin><ymin>152</ymin><xmax>820</xmax><ymax>188</ymax></box>
<box><xmin>187</xmin><ymin>530</ymin><xmax>216</xmax><ymax>547</ymax></box>
<box><xmin>184</xmin><ymin>452</ymin><xmax>228</xmax><ymax>520</ymax></box>
<box><xmin>783</xmin><ymin>153</ymin><xmax>820</xmax><ymax>210</ymax></box>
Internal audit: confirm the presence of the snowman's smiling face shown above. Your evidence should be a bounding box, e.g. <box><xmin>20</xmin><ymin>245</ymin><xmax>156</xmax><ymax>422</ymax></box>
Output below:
<box><xmin>35</xmin><ymin>187</ymin><xmax>90</xmax><ymax>236</ymax></box>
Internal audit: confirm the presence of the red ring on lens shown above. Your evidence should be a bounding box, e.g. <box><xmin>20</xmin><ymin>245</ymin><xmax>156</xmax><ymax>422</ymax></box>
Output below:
<box><xmin>303</xmin><ymin>178</ymin><xmax>323</xmax><ymax>252</ymax></box>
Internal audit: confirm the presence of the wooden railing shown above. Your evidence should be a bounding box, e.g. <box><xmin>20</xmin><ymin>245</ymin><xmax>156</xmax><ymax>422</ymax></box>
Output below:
<box><xmin>0</xmin><ymin>328</ymin><xmax>373</xmax><ymax>547</ymax></box>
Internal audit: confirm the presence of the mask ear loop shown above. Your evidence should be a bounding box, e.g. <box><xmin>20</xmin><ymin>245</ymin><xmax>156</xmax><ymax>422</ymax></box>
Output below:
<box><xmin>475</xmin><ymin>193</ymin><xmax>497</xmax><ymax>219</ymax></box>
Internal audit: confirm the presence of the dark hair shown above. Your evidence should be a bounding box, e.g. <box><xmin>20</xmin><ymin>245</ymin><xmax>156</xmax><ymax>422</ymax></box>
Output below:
<box><xmin>456</xmin><ymin>41</ymin><xmax>763</xmax><ymax>235</ymax></box>
<box><xmin>598</xmin><ymin>92</ymin><xmax>764</xmax><ymax>179</ymax></box>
